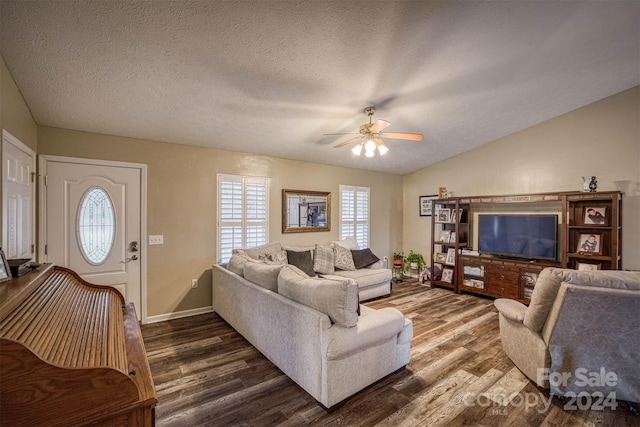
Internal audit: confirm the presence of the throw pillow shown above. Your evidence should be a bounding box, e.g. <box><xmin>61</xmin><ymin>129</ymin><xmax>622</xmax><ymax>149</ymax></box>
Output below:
<box><xmin>257</xmin><ymin>249</ymin><xmax>287</xmax><ymax>265</ymax></box>
<box><xmin>331</xmin><ymin>236</ymin><xmax>360</xmax><ymax>250</ymax></box>
<box><xmin>277</xmin><ymin>265</ymin><xmax>359</xmax><ymax>327</ymax></box>
<box><xmin>286</xmin><ymin>249</ymin><xmax>315</xmax><ymax>277</ymax></box>
<box><xmin>351</xmin><ymin>248</ymin><xmax>380</xmax><ymax>269</ymax></box>
<box><xmin>226</xmin><ymin>253</ymin><xmax>255</xmax><ymax>277</ymax></box>
<box><xmin>243</xmin><ymin>262</ymin><xmax>284</xmax><ymax>292</ymax></box>
<box><xmin>333</xmin><ymin>244</ymin><xmax>356</xmax><ymax>271</ymax></box>
<box><xmin>236</xmin><ymin>242</ymin><xmax>283</xmax><ymax>260</ymax></box>
<box><xmin>313</xmin><ymin>244</ymin><xmax>335</xmax><ymax>275</ymax></box>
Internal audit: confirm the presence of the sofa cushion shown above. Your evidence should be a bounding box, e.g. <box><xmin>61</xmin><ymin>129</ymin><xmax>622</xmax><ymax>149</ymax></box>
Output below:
<box><xmin>226</xmin><ymin>253</ymin><xmax>256</xmax><ymax>277</ymax></box>
<box><xmin>243</xmin><ymin>261</ymin><xmax>284</xmax><ymax>292</ymax></box>
<box><xmin>235</xmin><ymin>242</ymin><xmax>283</xmax><ymax>260</ymax></box>
<box><xmin>313</xmin><ymin>244</ymin><xmax>335</xmax><ymax>275</ymax></box>
<box><xmin>286</xmin><ymin>249</ymin><xmax>315</xmax><ymax>277</ymax></box>
<box><xmin>332</xmin><ymin>237</ymin><xmax>360</xmax><ymax>250</ymax></box>
<box><xmin>278</xmin><ymin>265</ymin><xmax>359</xmax><ymax>327</ymax></box>
<box><xmin>322</xmin><ymin>306</ymin><xmax>405</xmax><ymax>360</ymax></box>
<box><xmin>351</xmin><ymin>248</ymin><xmax>380</xmax><ymax>269</ymax></box>
<box><xmin>328</xmin><ymin>268</ymin><xmax>392</xmax><ymax>288</ymax></box>
<box><xmin>333</xmin><ymin>244</ymin><xmax>356</xmax><ymax>271</ymax></box>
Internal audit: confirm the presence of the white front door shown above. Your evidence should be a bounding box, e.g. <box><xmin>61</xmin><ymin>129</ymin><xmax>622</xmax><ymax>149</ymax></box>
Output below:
<box><xmin>2</xmin><ymin>130</ymin><xmax>36</xmax><ymax>260</ymax></box>
<box><xmin>40</xmin><ymin>156</ymin><xmax>147</xmax><ymax>320</ymax></box>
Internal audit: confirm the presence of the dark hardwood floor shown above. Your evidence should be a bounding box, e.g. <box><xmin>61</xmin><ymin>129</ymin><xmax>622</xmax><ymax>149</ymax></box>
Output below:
<box><xmin>141</xmin><ymin>281</ymin><xmax>639</xmax><ymax>426</ymax></box>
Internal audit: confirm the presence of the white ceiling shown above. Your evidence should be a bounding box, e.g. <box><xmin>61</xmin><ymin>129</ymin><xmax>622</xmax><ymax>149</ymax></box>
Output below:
<box><xmin>1</xmin><ymin>1</ymin><xmax>638</xmax><ymax>175</ymax></box>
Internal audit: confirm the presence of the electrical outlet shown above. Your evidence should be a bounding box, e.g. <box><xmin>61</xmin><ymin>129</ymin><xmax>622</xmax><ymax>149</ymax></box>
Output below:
<box><xmin>191</xmin><ymin>279</ymin><xmax>198</xmax><ymax>289</ymax></box>
<box><xmin>383</xmin><ymin>256</ymin><xmax>388</xmax><ymax>261</ymax></box>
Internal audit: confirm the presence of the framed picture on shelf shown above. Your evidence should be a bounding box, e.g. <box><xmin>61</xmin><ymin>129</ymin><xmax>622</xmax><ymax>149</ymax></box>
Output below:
<box><xmin>577</xmin><ymin>262</ymin><xmax>601</xmax><ymax>271</ymax></box>
<box><xmin>450</xmin><ymin>208</ymin><xmax>464</xmax><ymax>223</ymax></box>
<box><xmin>419</xmin><ymin>195</ymin><xmax>438</xmax><ymax>216</ymax></box>
<box><xmin>0</xmin><ymin>249</ymin><xmax>12</xmax><ymax>284</ymax></box>
<box><xmin>441</xmin><ymin>268</ymin><xmax>454</xmax><ymax>283</ymax></box>
<box><xmin>582</xmin><ymin>206</ymin><xmax>608</xmax><ymax>226</ymax></box>
<box><xmin>439</xmin><ymin>230</ymin><xmax>451</xmax><ymax>243</ymax></box>
<box><xmin>435</xmin><ymin>253</ymin><xmax>447</xmax><ymax>263</ymax></box>
<box><xmin>449</xmin><ymin>231</ymin><xmax>456</xmax><ymax>243</ymax></box>
<box><xmin>576</xmin><ymin>233</ymin><xmax>603</xmax><ymax>255</ymax></box>
<box><xmin>445</xmin><ymin>248</ymin><xmax>456</xmax><ymax>265</ymax></box>
<box><xmin>437</xmin><ymin>208</ymin><xmax>451</xmax><ymax>223</ymax></box>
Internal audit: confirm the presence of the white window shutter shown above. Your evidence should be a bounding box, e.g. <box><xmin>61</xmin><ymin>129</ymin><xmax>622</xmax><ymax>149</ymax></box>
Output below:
<box><xmin>218</xmin><ymin>174</ymin><xmax>269</xmax><ymax>263</ymax></box>
<box><xmin>339</xmin><ymin>185</ymin><xmax>370</xmax><ymax>248</ymax></box>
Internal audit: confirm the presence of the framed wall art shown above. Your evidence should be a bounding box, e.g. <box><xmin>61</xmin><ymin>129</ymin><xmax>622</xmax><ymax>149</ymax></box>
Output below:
<box><xmin>419</xmin><ymin>195</ymin><xmax>438</xmax><ymax>216</ymax></box>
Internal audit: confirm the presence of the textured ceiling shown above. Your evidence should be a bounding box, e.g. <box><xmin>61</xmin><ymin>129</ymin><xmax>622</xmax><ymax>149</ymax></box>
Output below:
<box><xmin>1</xmin><ymin>1</ymin><xmax>638</xmax><ymax>175</ymax></box>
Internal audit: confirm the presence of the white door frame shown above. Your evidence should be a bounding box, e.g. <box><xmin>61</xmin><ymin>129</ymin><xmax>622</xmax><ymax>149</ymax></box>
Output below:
<box><xmin>38</xmin><ymin>155</ymin><xmax>149</xmax><ymax>323</ymax></box>
<box><xmin>2</xmin><ymin>129</ymin><xmax>36</xmax><ymax>260</ymax></box>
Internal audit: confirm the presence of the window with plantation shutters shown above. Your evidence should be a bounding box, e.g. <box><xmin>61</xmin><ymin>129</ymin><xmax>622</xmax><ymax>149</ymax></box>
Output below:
<box><xmin>217</xmin><ymin>174</ymin><xmax>269</xmax><ymax>263</ymax></box>
<box><xmin>339</xmin><ymin>185</ymin><xmax>370</xmax><ymax>248</ymax></box>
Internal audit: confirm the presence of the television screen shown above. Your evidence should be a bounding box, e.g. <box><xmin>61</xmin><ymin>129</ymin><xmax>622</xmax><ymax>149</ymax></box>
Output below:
<box><xmin>477</xmin><ymin>214</ymin><xmax>558</xmax><ymax>261</ymax></box>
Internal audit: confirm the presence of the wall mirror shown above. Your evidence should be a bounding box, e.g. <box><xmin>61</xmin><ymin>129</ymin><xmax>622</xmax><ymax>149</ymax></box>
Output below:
<box><xmin>282</xmin><ymin>189</ymin><xmax>331</xmax><ymax>233</ymax></box>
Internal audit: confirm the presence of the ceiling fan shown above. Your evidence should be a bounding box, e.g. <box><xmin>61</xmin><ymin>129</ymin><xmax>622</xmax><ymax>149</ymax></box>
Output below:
<box><xmin>326</xmin><ymin>107</ymin><xmax>423</xmax><ymax>157</ymax></box>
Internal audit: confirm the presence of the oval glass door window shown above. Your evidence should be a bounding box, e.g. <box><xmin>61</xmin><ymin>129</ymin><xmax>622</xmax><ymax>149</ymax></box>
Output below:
<box><xmin>77</xmin><ymin>187</ymin><xmax>116</xmax><ymax>265</ymax></box>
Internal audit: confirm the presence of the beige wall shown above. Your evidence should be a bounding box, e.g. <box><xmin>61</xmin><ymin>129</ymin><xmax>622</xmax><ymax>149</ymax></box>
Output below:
<box><xmin>37</xmin><ymin>127</ymin><xmax>403</xmax><ymax>317</ymax></box>
<box><xmin>3</xmin><ymin>50</ymin><xmax>638</xmax><ymax>317</ymax></box>
<box><xmin>403</xmin><ymin>86</ymin><xmax>640</xmax><ymax>270</ymax></box>
<box><xmin>0</xmin><ymin>57</ymin><xmax>37</xmax><ymax>150</ymax></box>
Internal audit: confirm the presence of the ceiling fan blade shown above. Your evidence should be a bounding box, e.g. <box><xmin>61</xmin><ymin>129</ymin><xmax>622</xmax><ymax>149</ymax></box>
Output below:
<box><xmin>323</xmin><ymin>132</ymin><xmax>359</xmax><ymax>136</ymax></box>
<box><xmin>333</xmin><ymin>136</ymin><xmax>363</xmax><ymax>148</ymax></box>
<box><xmin>369</xmin><ymin>119</ymin><xmax>391</xmax><ymax>134</ymax></box>
<box><xmin>381</xmin><ymin>132</ymin><xmax>423</xmax><ymax>141</ymax></box>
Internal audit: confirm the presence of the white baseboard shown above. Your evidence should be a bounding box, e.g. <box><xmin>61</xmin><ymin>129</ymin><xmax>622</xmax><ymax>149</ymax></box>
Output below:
<box><xmin>145</xmin><ymin>306</ymin><xmax>214</xmax><ymax>324</ymax></box>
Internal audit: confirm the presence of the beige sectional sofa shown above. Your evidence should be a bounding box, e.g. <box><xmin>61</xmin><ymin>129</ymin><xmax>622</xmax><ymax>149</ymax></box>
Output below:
<box><xmin>211</xmin><ymin>242</ymin><xmax>412</xmax><ymax>409</ymax></box>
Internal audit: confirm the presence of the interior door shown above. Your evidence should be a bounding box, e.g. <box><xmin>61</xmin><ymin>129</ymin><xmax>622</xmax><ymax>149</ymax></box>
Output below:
<box><xmin>2</xmin><ymin>130</ymin><xmax>35</xmax><ymax>260</ymax></box>
<box><xmin>41</xmin><ymin>156</ymin><xmax>146</xmax><ymax>320</ymax></box>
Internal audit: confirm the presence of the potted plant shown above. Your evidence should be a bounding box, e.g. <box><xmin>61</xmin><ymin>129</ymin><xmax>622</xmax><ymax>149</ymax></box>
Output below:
<box><xmin>392</xmin><ymin>252</ymin><xmax>404</xmax><ymax>267</ymax></box>
<box><xmin>405</xmin><ymin>250</ymin><xmax>426</xmax><ymax>271</ymax></box>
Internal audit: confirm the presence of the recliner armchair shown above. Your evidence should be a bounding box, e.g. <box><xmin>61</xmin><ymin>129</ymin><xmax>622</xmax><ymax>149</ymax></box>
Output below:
<box><xmin>494</xmin><ymin>268</ymin><xmax>640</xmax><ymax>404</ymax></box>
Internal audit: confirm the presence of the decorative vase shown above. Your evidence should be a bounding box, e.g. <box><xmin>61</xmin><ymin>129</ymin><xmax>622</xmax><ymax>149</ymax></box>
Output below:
<box><xmin>589</xmin><ymin>176</ymin><xmax>597</xmax><ymax>192</ymax></box>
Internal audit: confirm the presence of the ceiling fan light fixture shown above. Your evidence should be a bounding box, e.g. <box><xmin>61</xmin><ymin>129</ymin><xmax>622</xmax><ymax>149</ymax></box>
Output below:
<box><xmin>364</xmin><ymin>139</ymin><xmax>376</xmax><ymax>151</ymax></box>
<box><xmin>378</xmin><ymin>144</ymin><xmax>389</xmax><ymax>155</ymax></box>
<box><xmin>365</xmin><ymin>148</ymin><xmax>375</xmax><ymax>157</ymax></box>
<box><xmin>351</xmin><ymin>143</ymin><xmax>363</xmax><ymax>156</ymax></box>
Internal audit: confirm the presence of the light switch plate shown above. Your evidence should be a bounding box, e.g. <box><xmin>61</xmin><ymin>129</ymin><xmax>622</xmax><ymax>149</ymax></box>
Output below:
<box><xmin>149</xmin><ymin>235</ymin><xmax>164</xmax><ymax>245</ymax></box>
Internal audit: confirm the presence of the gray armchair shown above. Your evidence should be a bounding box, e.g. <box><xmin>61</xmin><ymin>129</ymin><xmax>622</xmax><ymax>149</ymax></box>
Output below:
<box><xmin>494</xmin><ymin>268</ymin><xmax>640</xmax><ymax>404</ymax></box>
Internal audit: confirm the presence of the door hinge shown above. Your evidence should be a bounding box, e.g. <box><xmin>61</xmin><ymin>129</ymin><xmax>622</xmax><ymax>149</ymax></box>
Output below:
<box><xmin>44</xmin><ymin>175</ymin><xmax>48</xmax><ymax>186</ymax></box>
<box><xmin>31</xmin><ymin>172</ymin><xmax>36</xmax><ymax>183</ymax></box>
<box><xmin>44</xmin><ymin>244</ymin><xmax>48</xmax><ymax>255</ymax></box>
<box><xmin>31</xmin><ymin>244</ymin><xmax>35</xmax><ymax>254</ymax></box>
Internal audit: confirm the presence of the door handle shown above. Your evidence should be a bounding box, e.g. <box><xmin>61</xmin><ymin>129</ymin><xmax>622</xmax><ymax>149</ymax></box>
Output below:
<box><xmin>123</xmin><ymin>255</ymin><xmax>139</xmax><ymax>263</ymax></box>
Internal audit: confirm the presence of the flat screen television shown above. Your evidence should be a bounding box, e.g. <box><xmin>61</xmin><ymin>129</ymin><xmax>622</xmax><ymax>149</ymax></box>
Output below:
<box><xmin>477</xmin><ymin>214</ymin><xmax>558</xmax><ymax>261</ymax></box>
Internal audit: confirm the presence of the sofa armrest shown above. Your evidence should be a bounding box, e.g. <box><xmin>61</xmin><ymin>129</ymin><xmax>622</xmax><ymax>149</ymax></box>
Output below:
<box><xmin>366</xmin><ymin>260</ymin><xmax>385</xmax><ymax>269</ymax></box>
<box><xmin>494</xmin><ymin>298</ymin><xmax>527</xmax><ymax>323</ymax></box>
<box><xmin>322</xmin><ymin>307</ymin><xmax>405</xmax><ymax>360</ymax></box>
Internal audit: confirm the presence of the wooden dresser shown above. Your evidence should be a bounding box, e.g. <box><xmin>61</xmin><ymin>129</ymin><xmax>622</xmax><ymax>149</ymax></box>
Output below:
<box><xmin>0</xmin><ymin>264</ymin><xmax>157</xmax><ymax>426</ymax></box>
